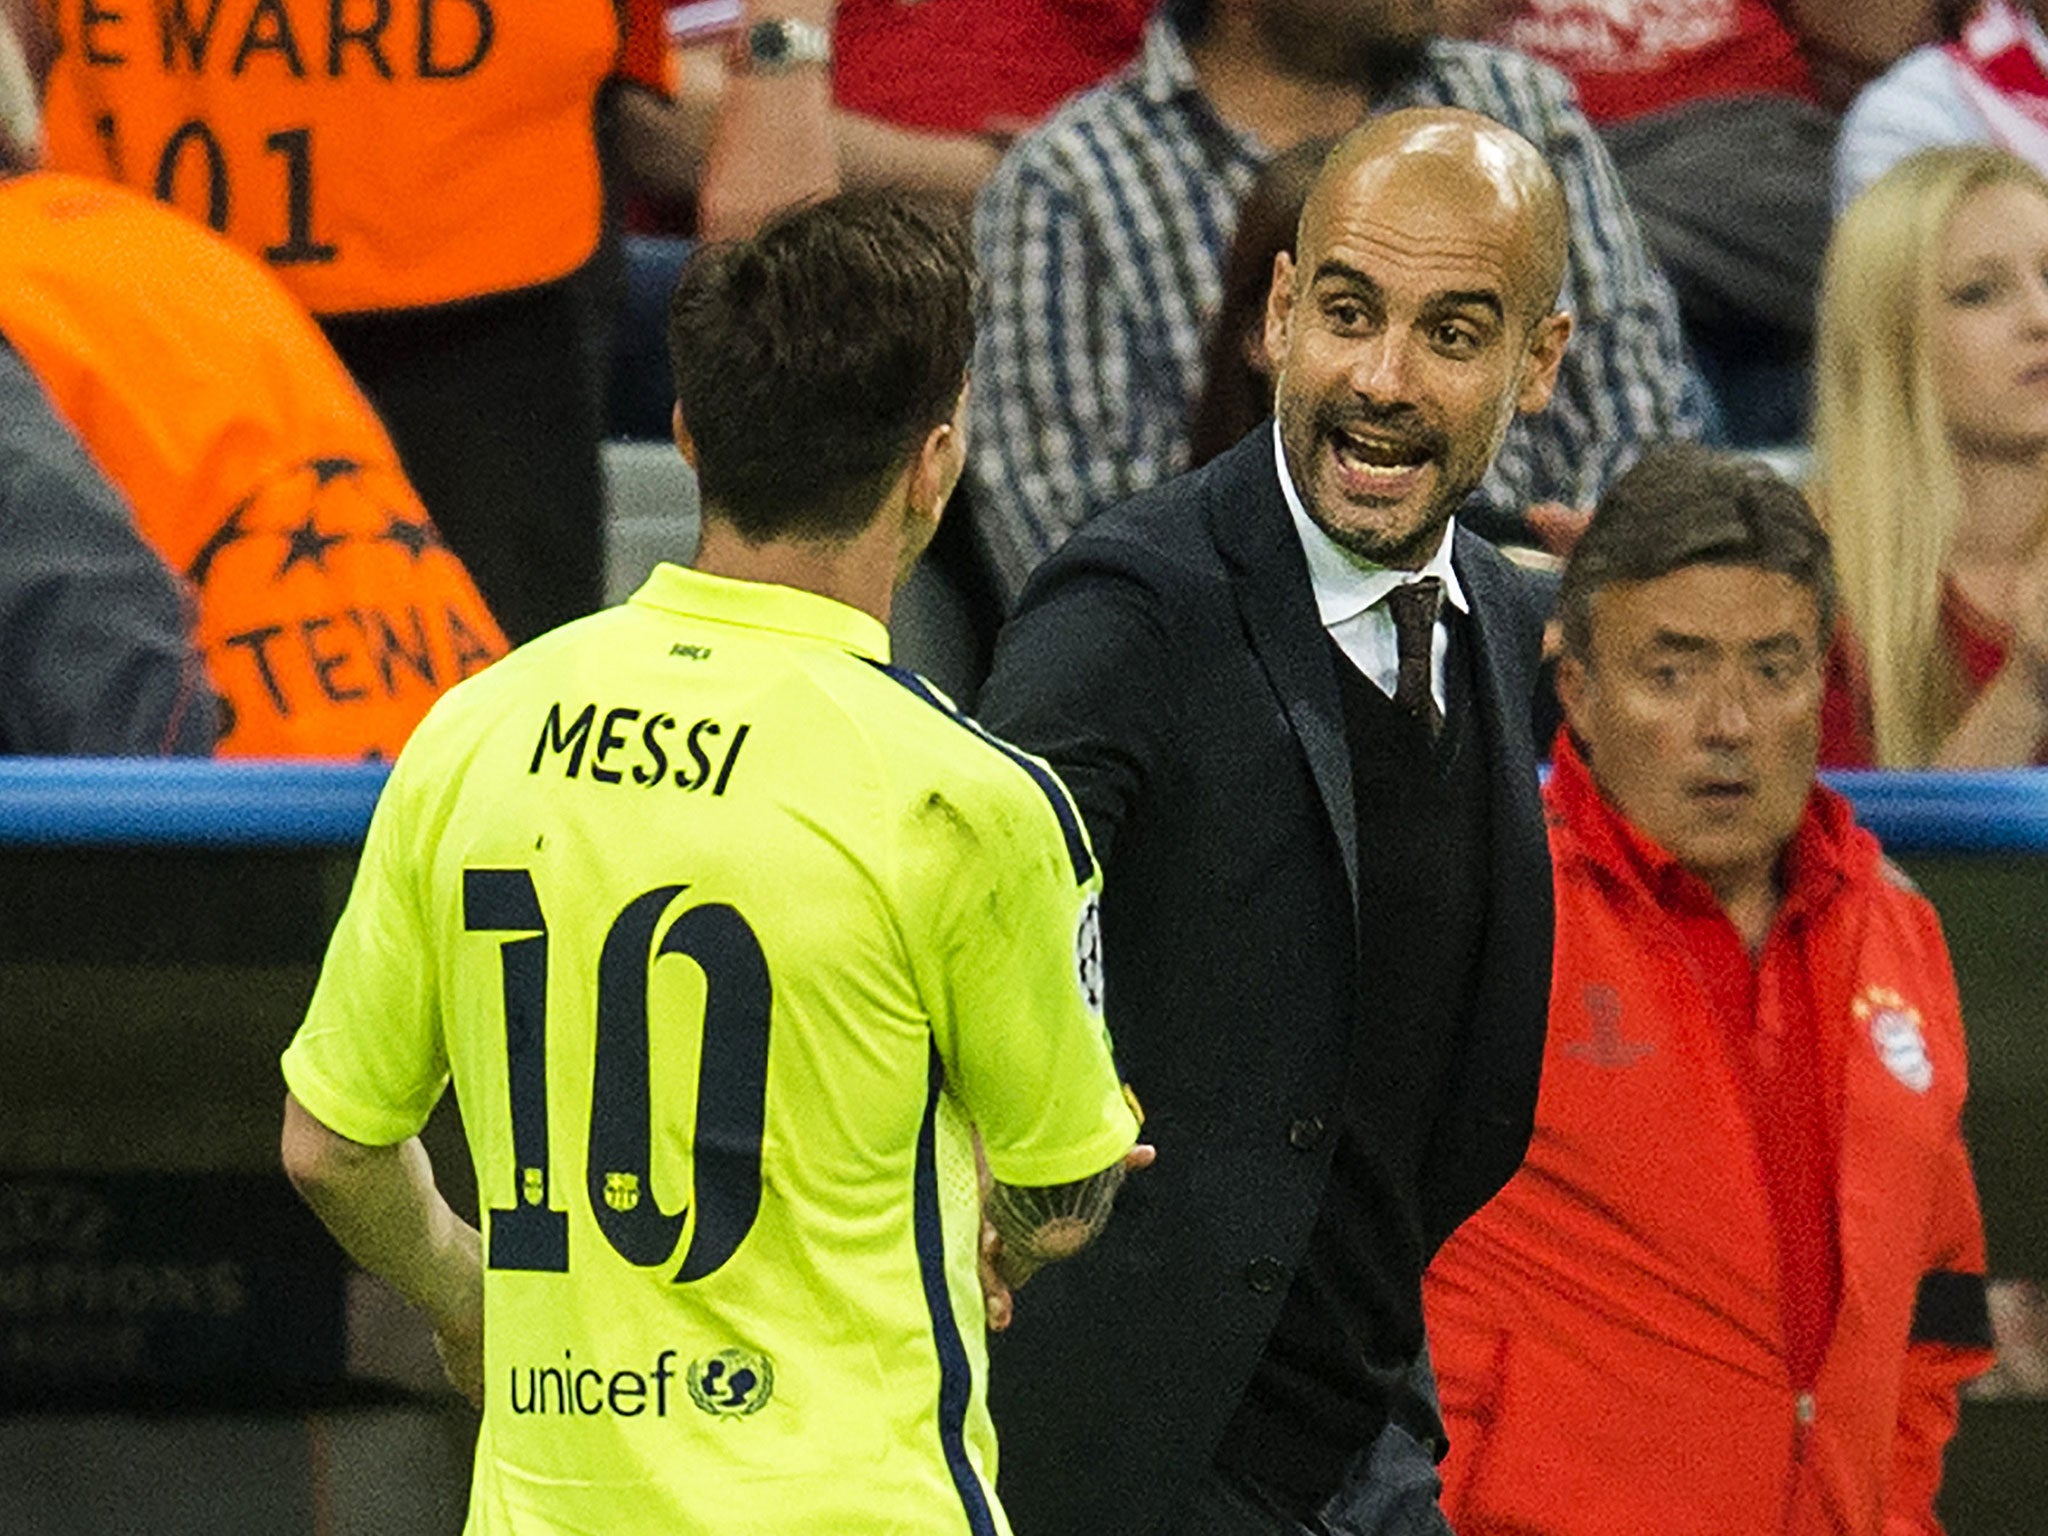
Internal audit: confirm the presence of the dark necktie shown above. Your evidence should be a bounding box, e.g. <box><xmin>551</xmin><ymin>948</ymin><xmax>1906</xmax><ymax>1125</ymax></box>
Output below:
<box><xmin>1386</xmin><ymin>577</ymin><xmax>1444</xmax><ymax>739</ymax></box>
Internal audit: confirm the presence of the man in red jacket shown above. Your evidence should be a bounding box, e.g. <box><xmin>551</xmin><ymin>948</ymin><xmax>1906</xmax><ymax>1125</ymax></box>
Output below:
<box><xmin>1424</xmin><ymin>443</ymin><xmax>1994</xmax><ymax>1535</ymax></box>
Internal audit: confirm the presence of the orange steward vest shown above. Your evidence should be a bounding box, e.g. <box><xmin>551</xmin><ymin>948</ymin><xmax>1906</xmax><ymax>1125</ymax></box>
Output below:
<box><xmin>40</xmin><ymin>0</ymin><xmax>622</xmax><ymax>314</ymax></box>
<box><xmin>0</xmin><ymin>173</ymin><xmax>508</xmax><ymax>758</ymax></box>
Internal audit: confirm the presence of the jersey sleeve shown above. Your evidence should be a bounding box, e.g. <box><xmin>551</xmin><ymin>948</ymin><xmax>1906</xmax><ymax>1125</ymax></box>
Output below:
<box><xmin>900</xmin><ymin>735</ymin><xmax>1138</xmax><ymax>1190</ymax></box>
<box><xmin>281</xmin><ymin>748</ymin><xmax>449</xmax><ymax>1146</ymax></box>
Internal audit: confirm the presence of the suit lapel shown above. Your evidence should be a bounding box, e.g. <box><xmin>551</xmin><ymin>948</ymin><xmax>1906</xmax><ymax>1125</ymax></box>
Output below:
<box><xmin>1453</xmin><ymin>527</ymin><xmax>1554</xmax><ymax>1074</ymax></box>
<box><xmin>1207</xmin><ymin>434</ymin><xmax>1360</xmax><ymax>918</ymax></box>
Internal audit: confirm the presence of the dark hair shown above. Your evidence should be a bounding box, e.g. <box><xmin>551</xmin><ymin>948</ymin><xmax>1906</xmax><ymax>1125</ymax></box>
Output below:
<box><xmin>1187</xmin><ymin>137</ymin><xmax>1333</xmax><ymax>468</ymax></box>
<box><xmin>667</xmin><ymin>191</ymin><xmax>974</xmax><ymax>542</ymax></box>
<box><xmin>1558</xmin><ymin>443</ymin><xmax>1837</xmax><ymax>659</ymax></box>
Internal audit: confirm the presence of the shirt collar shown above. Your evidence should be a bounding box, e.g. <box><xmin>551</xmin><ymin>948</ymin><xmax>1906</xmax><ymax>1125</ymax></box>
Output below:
<box><xmin>628</xmin><ymin>561</ymin><xmax>892</xmax><ymax>662</ymax></box>
<box><xmin>1273</xmin><ymin>418</ymin><xmax>1469</xmax><ymax>629</ymax></box>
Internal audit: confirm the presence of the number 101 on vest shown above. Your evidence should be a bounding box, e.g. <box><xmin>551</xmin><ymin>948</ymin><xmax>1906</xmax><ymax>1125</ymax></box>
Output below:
<box><xmin>38</xmin><ymin>0</ymin><xmax>622</xmax><ymax>312</ymax></box>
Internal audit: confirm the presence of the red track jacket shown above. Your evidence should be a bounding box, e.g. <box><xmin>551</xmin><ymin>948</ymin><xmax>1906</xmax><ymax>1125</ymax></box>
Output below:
<box><xmin>1425</xmin><ymin>739</ymin><xmax>1993</xmax><ymax>1536</ymax></box>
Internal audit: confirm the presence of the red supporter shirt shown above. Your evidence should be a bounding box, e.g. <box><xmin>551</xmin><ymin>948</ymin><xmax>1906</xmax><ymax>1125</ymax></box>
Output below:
<box><xmin>1551</xmin><ymin>736</ymin><xmax>1843</xmax><ymax>1388</ymax></box>
<box><xmin>831</xmin><ymin>0</ymin><xmax>1148</xmax><ymax>134</ymax></box>
<box><xmin>620</xmin><ymin>0</ymin><xmax>675</xmax><ymax>94</ymax></box>
<box><xmin>1496</xmin><ymin>0</ymin><xmax>1818</xmax><ymax>122</ymax></box>
<box><xmin>1821</xmin><ymin>581</ymin><xmax>2044</xmax><ymax>766</ymax></box>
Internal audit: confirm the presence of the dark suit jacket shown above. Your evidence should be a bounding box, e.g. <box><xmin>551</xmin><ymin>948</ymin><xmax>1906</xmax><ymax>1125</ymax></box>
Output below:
<box><xmin>976</xmin><ymin>429</ymin><xmax>1554</xmax><ymax>1536</ymax></box>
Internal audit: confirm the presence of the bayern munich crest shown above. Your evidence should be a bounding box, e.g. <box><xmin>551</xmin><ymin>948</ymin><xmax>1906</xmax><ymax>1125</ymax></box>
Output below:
<box><xmin>1854</xmin><ymin>986</ymin><xmax>1933</xmax><ymax>1093</ymax></box>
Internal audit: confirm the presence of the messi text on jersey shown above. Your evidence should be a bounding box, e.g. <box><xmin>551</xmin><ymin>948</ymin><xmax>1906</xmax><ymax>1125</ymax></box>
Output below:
<box><xmin>529</xmin><ymin>702</ymin><xmax>751</xmax><ymax>794</ymax></box>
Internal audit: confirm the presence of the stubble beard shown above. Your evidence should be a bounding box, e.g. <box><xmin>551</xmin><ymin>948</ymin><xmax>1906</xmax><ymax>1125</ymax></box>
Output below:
<box><xmin>1279</xmin><ymin>387</ymin><xmax>1464</xmax><ymax>568</ymax></box>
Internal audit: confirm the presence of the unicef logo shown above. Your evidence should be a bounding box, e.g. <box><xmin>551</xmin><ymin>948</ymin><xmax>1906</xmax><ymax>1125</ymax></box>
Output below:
<box><xmin>687</xmin><ymin>1348</ymin><xmax>774</xmax><ymax>1417</ymax></box>
<box><xmin>1074</xmin><ymin>894</ymin><xmax>1105</xmax><ymax>1015</ymax></box>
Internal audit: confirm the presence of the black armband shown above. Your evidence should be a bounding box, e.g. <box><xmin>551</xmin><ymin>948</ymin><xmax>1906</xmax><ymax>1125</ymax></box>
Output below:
<box><xmin>1910</xmin><ymin>1270</ymin><xmax>1993</xmax><ymax>1350</ymax></box>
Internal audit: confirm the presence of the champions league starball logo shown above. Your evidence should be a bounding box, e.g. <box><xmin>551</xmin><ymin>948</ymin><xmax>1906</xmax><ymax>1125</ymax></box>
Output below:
<box><xmin>1855</xmin><ymin>986</ymin><xmax>1934</xmax><ymax>1093</ymax></box>
<box><xmin>1074</xmin><ymin>894</ymin><xmax>1105</xmax><ymax>1015</ymax></box>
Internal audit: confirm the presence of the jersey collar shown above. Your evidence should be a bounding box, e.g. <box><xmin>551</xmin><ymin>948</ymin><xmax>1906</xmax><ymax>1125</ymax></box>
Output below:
<box><xmin>630</xmin><ymin>562</ymin><xmax>892</xmax><ymax>663</ymax></box>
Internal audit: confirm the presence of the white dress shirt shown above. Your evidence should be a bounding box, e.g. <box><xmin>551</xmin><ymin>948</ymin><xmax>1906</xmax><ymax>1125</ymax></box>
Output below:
<box><xmin>1274</xmin><ymin>420</ymin><xmax>1470</xmax><ymax>719</ymax></box>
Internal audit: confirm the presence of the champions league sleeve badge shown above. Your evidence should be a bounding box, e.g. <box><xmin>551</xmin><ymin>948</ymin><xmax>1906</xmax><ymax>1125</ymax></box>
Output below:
<box><xmin>1855</xmin><ymin>986</ymin><xmax>1934</xmax><ymax>1093</ymax></box>
<box><xmin>1074</xmin><ymin>893</ymin><xmax>1105</xmax><ymax>1016</ymax></box>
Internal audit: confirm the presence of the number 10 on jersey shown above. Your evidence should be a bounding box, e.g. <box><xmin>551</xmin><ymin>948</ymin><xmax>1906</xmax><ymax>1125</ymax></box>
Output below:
<box><xmin>463</xmin><ymin>867</ymin><xmax>772</xmax><ymax>1283</ymax></box>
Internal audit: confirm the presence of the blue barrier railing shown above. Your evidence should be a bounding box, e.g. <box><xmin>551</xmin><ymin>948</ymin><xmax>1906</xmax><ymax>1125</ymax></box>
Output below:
<box><xmin>0</xmin><ymin>761</ymin><xmax>2046</xmax><ymax>855</ymax></box>
<box><xmin>1829</xmin><ymin>769</ymin><xmax>2048</xmax><ymax>856</ymax></box>
<box><xmin>0</xmin><ymin>760</ymin><xmax>390</xmax><ymax>849</ymax></box>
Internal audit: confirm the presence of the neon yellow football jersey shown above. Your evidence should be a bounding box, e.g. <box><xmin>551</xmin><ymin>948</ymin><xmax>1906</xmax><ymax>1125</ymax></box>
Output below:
<box><xmin>283</xmin><ymin>563</ymin><xmax>1138</xmax><ymax>1536</ymax></box>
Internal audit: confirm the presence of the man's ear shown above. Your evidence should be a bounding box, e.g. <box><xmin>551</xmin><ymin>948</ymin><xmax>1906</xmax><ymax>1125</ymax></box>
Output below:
<box><xmin>893</xmin><ymin>407</ymin><xmax>964</xmax><ymax>586</ymax></box>
<box><xmin>1515</xmin><ymin>310</ymin><xmax>1574</xmax><ymax>415</ymax></box>
<box><xmin>671</xmin><ymin>401</ymin><xmax>699</xmax><ymax>471</ymax></box>
<box><xmin>1262</xmin><ymin>250</ymin><xmax>1297</xmax><ymax>382</ymax></box>
<box><xmin>907</xmin><ymin>421</ymin><xmax>956</xmax><ymax>534</ymax></box>
<box><xmin>913</xmin><ymin>381</ymin><xmax>970</xmax><ymax>515</ymax></box>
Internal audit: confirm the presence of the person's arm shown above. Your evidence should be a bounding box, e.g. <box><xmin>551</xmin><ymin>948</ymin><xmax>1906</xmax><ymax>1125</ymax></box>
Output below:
<box><xmin>697</xmin><ymin>2</ymin><xmax>838</xmax><ymax>239</ymax></box>
<box><xmin>1880</xmin><ymin>903</ymin><xmax>1994</xmax><ymax>1533</ymax></box>
<box><xmin>833</xmin><ymin>112</ymin><xmax>1005</xmax><ymax>205</ymax></box>
<box><xmin>281</xmin><ymin>1093</ymin><xmax>484</xmax><ymax>1404</ymax></box>
<box><xmin>968</xmin><ymin>146</ymin><xmax>1167</xmax><ymax>607</ymax></box>
<box><xmin>280</xmin><ymin>744</ymin><xmax>466</xmax><ymax>1379</ymax></box>
<box><xmin>1883</xmin><ymin>1155</ymin><xmax>1993</xmax><ymax>1533</ymax></box>
<box><xmin>974</xmin><ymin>1133</ymin><xmax>1153</xmax><ymax>1329</ymax></box>
<box><xmin>1459</xmin><ymin>54</ymin><xmax>1708</xmax><ymax>541</ymax></box>
<box><xmin>1932</xmin><ymin>658</ymin><xmax>2048</xmax><ymax>765</ymax></box>
<box><xmin>896</xmin><ymin>626</ymin><xmax>1155</xmax><ymax>1325</ymax></box>
<box><xmin>605</xmin><ymin>0</ymin><xmax>710</xmax><ymax>203</ymax></box>
<box><xmin>0</xmin><ymin>345</ymin><xmax>217</xmax><ymax>756</ymax></box>
<box><xmin>978</xmin><ymin>548</ymin><xmax>1181</xmax><ymax>870</ymax></box>
<box><xmin>613</xmin><ymin>81</ymin><xmax>718</xmax><ymax>204</ymax></box>
<box><xmin>968</xmin><ymin>546</ymin><xmax>1188</xmax><ymax>1325</ymax></box>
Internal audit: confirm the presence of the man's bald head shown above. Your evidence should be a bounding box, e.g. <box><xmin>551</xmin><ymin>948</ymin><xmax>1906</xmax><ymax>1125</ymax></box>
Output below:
<box><xmin>1297</xmin><ymin>107</ymin><xmax>1569</xmax><ymax>326</ymax></box>
<box><xmin>1262</xmin><ymin>103</ymin><xmax>1575</xmax><ymax>569</ymax></box>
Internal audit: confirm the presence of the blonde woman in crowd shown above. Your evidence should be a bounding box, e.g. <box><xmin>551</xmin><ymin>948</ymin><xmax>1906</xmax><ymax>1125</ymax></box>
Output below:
<box><xmin>1813</xmin><ymin>144</ymin><xmax>2048</xmax><ymax>765</ymax></box>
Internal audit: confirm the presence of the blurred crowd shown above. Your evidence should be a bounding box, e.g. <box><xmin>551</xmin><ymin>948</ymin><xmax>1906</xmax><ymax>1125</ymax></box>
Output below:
<box><xmin>5</xmin><ymin>3</ymin><xmax>2048</xmax><ymax>1531</ymax></box>
<box><xmin>6</xmin><ymin>0</ymin><xmax>2048</xmax><ymax>767</ymax></box>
